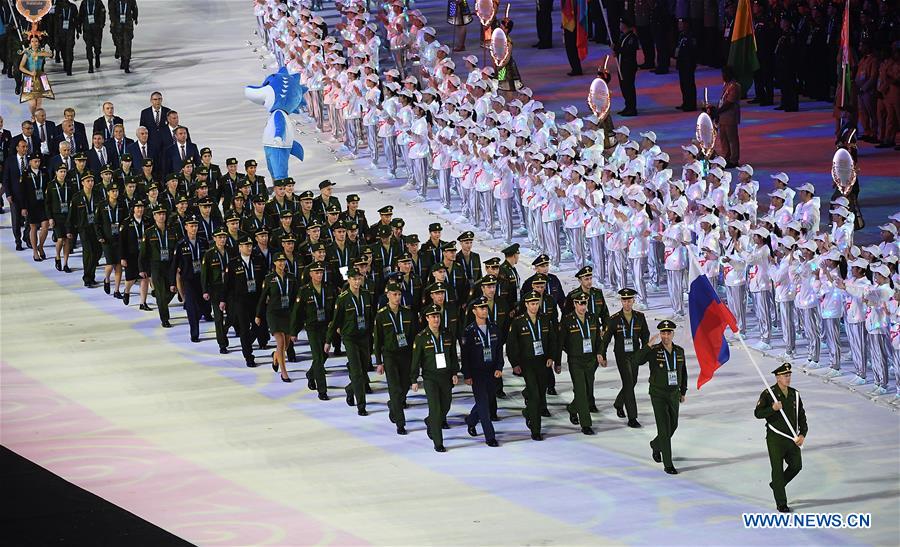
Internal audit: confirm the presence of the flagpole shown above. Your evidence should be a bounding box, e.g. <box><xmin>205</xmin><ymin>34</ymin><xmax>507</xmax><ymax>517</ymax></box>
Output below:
<box><xmin>687</xmin><ymin>252</ymin><xmax>801</xmax><ymax>444</ymax></box>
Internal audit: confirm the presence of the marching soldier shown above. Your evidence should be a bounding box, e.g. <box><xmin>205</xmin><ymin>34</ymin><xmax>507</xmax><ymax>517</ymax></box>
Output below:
<box><xmin>222</xmin><ymin>235</ymin><xmax>267</xmax><ymax>367</ymax></box>
<box><xmin>119</xmin><ymin>199</ymin><xmax>150</xmax><ymax>309</ymax></box>
<box><xmin>461</xmin><ymin>296</ymin><xmax>503</xmax><ymax>447</ymax></box>
<box><xmin>169</xmin><ymin>215</ymin><xmax>208</xmax><ymax>343</ymax></box>
<box><xmin>499</xmin><ymin>243</ymin><xmax>522</xmax><ymax>309</ymax></box>
<box><xmin>201</xmin><ymin>228</ymin><xmax>232</xmax><ymax>354</ymax></box>
<box><xmin>140</xmin><ymin>206</ymin><xmax>176</xmax><ymax>327</ymax></box>
<box><xmin>325</xmin><ymin>267</ymin><xmax>375</xmax><ymax>415</ymax></box>
<box><xmin>599</xmin><ymin>288</ymin><xmax>650</xmax><ymax>428</ymax></box>
<box><xmin>373</xmin><ymin>282</ymin><xmax>417</xmax><ymax>434</ymax></box>
<box><xmin>109</xmin><ymin>0</ymin><xmax>138</xmax><ymax>73</ymax></box>
<box><xmin>46</xmin><ymin>164</ymin><xmax>74</xmax><ymax>272</ymax></box>
<box><xmin>559</xmin><ymin>294</ymin><xmax>605</xmax><ymax>435</ymax></box>
<box><xmin>255</xmin><ymin>252</ymin><xmax>299</xmax><ymax>382</ymax></box>
<box><xmin>410</xmin><ymin>304</ymin><xmax>461</xmax><ymax>452</ymax></box>
<box><xmin>469</xmin><ymin>273</ymin><xmax>509</xmax><ymax>407</ymax></box>
<box><xmin>507</xmin><ymin>290</ymin><xmax>559</xmax><ymax>441</ymax></box>
<box><xmin>294</xmin><ymin>261</ymin><xmax>338</xmax><ymax>399</ymax></box>
<box><xmin>632</xmin><ymin>320</ymin><xmax>689</xmax><ymax>474</ymax></box>
<box><xmin>564</xmin><ymin>265</ymin><xmax>610</xmax><ymax>411</ymax></box>
<box><xmin>66</xmin><ymin>173</ymin><xmax>104</xmax><ymax>287</ymax></box>
<box><xmin>755</xmin><ymin>362</ymin><xmax>807</xmax><ymax>513</ymax></box>
<box><xmin>455</xmin><ymin>231</ymin><xmax>482</xmax><ymax>287</ymax></box>
<box><xmin>55</xmin><ymin>0</ymin><xmax>79</xmax><ymax>76</ymax></box>
<box><xmin>78</xmin><ymin>0</ymin><xmax>106</xmax><ymax>73</ymax></box>
<box><xmin>614</xmin><ymin>16</ymin><xmax>640</xmax><ymax>116</ymax></box>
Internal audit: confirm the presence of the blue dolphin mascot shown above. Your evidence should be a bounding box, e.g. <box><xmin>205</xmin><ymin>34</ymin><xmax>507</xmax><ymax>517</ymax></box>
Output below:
<box><xmin>244</xmin><ymin>67</ymin><xmax>308</xmax><ymax>180</ymax></box>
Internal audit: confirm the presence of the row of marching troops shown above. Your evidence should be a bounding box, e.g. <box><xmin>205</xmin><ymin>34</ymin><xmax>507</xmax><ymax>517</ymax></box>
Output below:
<box><xmin>2</xmin><ymin>0</ymin><xmax>139</xmax><ymax>81</ymax></box>
<box><xmin>13</xmin><ymin>146</ymin><xmax>694</xmax><ymax>472</ymax></box>
<box><xmin>261</xmin><ymin>0</ymin><xmax>900</xmax><ymax>401</ymax></box>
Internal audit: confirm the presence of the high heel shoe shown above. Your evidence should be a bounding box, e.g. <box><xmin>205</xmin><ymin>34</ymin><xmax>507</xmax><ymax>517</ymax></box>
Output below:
<box><xmin>33</xmin><ymin>255</ymin><xmax>42</xmax><ymax>262</ymax></box>
<box><xmin>38</xmin><ymin>247</ymin><xmax>46</xmax><ymax>259</ymax></box>
<box><xmin>271</xmin><ymin>351</ymin><xmax>278</xmax><ymax>372</ymax></box>
<box><xmin>281</xmin><ymin>375</ymin><xmax>292</xmax><ymax>383</ymax></box>
<box><xmin>55</xmin><ymin>258</ymin><xmax>62</xmax><ymax>271</ymax></box>
<box><xmin>63</xmin><ymin>264</ymin><xmax>72</xmax><ymax>273</ymax></box>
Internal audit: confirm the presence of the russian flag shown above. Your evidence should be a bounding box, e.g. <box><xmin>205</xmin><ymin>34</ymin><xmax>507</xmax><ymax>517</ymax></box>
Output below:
<box><xmin>688</xmin><ymin>256</ymin><xmax>738</xmax><ymax>389</ymax></box>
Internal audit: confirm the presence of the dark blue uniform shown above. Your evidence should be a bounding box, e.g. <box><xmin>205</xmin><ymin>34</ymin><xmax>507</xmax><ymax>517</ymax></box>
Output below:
<box><xmin>169</xmin><ymin>236</ymin><xmax>208</xmax><ymax>341</ymax></box>
<box><xmin>461</xmin><ymin>320</ymin><xmax>503</xmax><ymax>442</ymax></box>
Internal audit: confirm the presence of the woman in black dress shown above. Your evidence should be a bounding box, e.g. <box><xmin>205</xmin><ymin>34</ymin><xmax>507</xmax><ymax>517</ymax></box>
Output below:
<box><xmin>21</xmin><ymin>153</ymin><xmax>50</xmax><ymax>261</ymax></box>
<box><xmin>256</xmin><ymin>252</ymin><xmax>299</xmax><ymax>382</ymax></box>
<box><xmin>97</xmin><ymin>184</ymin><xmax>127</xmax><ymax>298</ymax></box>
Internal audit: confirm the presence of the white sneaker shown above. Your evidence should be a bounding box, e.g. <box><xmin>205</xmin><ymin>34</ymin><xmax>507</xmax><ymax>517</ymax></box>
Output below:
<box><xmin>754</xmin><ymin>341</ymin><xmax>772</xmax><ymax>351</ymax></box>
<box><xmin>805</xmin><ymin>360</ymin><xmax>825</xmax><ymax>369</ymax></box>
<box><xmin>402</xmin><ymin>182</ymin><xmax>415</xmax><ymax>191</ymax></box>
<box><xmin>410</xmin><ymin>196</ymin><xmax>425</xmax><ymax>203</ymax></box>
<box><xmin>782</xmin><ymin>351</ymin><xmax>795</xmax><ymax>361</ymax></box>
<box><xmin>846</xmin><ymin>374</ymin><xmax>867</xmax><ymax>386</ymax></box>
<box><xmin>438</xmin><ymin>207</ymin><xmax>451</xmax><ymax>214</ymax></box>
<box><xmin>868</xmin><ymin>385</ymin><xmax>888</xmax><ymax>397</ymax></box>
<box><xmin>823</xmin><ymin>368</ymin><xmax>842</xmax><ymax>379</ymax></box>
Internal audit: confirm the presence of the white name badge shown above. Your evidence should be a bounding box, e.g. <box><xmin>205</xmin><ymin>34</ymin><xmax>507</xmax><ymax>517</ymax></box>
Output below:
<box><xmin>120</xmin><ymin>14</ymin><xmax>126</xmax><ymax>23</ymax></box>
<box><xmin>192</xmin><ymin>259</ymin><xmax>201</xmax><ymax>273</ymax></box>
<box><xmin>35</xmin><ymin>188</ymin><xmax>44</xmax><ymax>201</ymax></box>
<box><xmin>396</xmin><ymin>332</ymin><xmax>408</xmax><ymax>348</ymax></box>
<box><xmin>435</xmin><ymin>352</ymin><xmax>447</xmax><ymax>369</ymax></box>
<box><xmin>623</xmin><ymin>339</ymin><xmax>634</xmax><ymax>353</ymax></box>
<box><xmin>316</xmin><ymin>308</ymin><xmax>326</xmax><ymax>322</ymax></box>
<box><xmin>339</xmin><ymin>266</ymin><xmax>349</xmax><ymax>278</ymax></box>
<box><xmin>483</xmin><ymin>346</ymin><xmax>492</xmax><ymax>362</ymax></box>
<box><xmin>110</xmin><ymin>224</ymin><xmax>119</xmax><ymax>236</ymax></box>
<box><xmin>533</xmin><ymin>340</ymin><xmax>544</xmax><ymax>356</ymax></box>
<box><xmin>383</xmin><ymin>266</ymin><xmax>391</xmax><ymax>276</ymax></box>
<box><xmin>582</xmin><ymin>339</ymin><xmax>593</xmax><ymax>353</ymax></box>
<box><xmin>356</xmin><ymin>315</ymin><xmax>366</xmax><ymax>330</ymax></box>
<box><xmin>62</xmin><ymin>20</ymin><xmax>70</xmax><ymax>30</ymax></box>
<box><xmin>668</xmin><ymin>370</ymin><xmax>678</xmax><ymax>386</ymax></box>
<box><xmin>86</xmin><ymin>212</ymin><xmax>95</xmax><ymax>224</ymax></box>
<box><xmin>159</xmin><ymin>249</ymin><xmax>169</xmax><ymax>261</ymax></box>
<box><xmin>246</xmin><ymin>279</ymin><xmax>256</xmax><ymax>292</ymax></box>
<box><xmin>280</xmin><ymin>295</ymin><xmax>290</xmax><ymax>309</ymax></box>
<box><xmin>88</xmin><ymin>14</ymin><xmax>95</xmax><ymax>24</ymax></box>
<box><xmin>60</xmin><ymin>203</ymin><xmax>69</xmax><ymax>214</ymax></box>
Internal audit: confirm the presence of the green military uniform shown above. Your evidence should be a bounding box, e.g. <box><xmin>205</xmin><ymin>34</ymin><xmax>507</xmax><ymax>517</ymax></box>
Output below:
<box><xmin>67</xmin><ymin>185</ymin><xmax>105</xmax><ymax>285</ymax></box>
<box><xmin>139</xmin><ymin>214</ymin><xmax>177</xmax><ymax>326</ymax></box>
<box><xmin>256</xmin><ymin>268</ymin><xmax>299</xmax><ymax>334</ymax></box>
<box><xmin>506</xmin><ymin>296</ymin><xmax>558</xmax><ymax>439</ymax></box>
<box><xmin>631</xmin><ymin>321</ymin><xmax>689</xmax><ymax>473</ymax></box>
<box><xmin>293</xmin><ymin>275</ymin><xmax>337</xmax><ymax>398</ymax></box>
<box><xmin>558</xmin><ymin>307</ymin><xmax>602</xmax><ymax>431</ymax></box>
<box><xmin>410</xmin><ymin>312</ymin><xmax>460</xmax><ymax>451</ymax></box>
<box><xmin>499</xmin><ymin>243</ymin><xmax>522</xmax><ymax>310</ymax></box>
<box><xmin>373</xmin><ymin>299</ymin><xmax>417</xmax><ymax>432</ymax></box>
<box><xmin>563</xmin><ymin>267</ymin><xmax>611</xmax><ymax>411</ymax></box>
<box><xmin>45</xmin><ymin>177</ymin><xmax>73</xmax><ymax>243</ymax></box>
<box><xmin>599</xmin><ymin>289</ymin><xmax>650</xmax><ymax>426</ymax></box>
<box><xmin>755</xmin><ymin>363</ymin><xmax>807</xmax><ymax>511</ymax></box>
<box><xmin>96</xmin><ymin>199</ymin><xmax>127</xmax><ymax>271</ymax></box>
<box><xmin>326</xmin><ymin>277</ymin><xmax>374</xmax><ymax>414</ymax></box>
<box><xmin>201</xmin><ymin>237</ymin><xmax>231</xmax><ymax>352</ymax></box>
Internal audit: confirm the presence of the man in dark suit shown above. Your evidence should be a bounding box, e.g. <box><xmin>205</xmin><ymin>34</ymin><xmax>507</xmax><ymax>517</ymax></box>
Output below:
<box><xmin>159</xmin><ymin>110</ymin><xmax>192</xmax><ymax>148</ymax></box>
<box><xmin>87</xmin><ymin>132</ymin><xmax>112</xmax><ymax>175</ymax></box>
<box><xmin>2</xmin><ymin>139</ymin><xmax>30</xmax><ymax>249</ymax></box>
<box><xmin>92</xmin><ymin>101</ymin><xmax>124</xmax><ymax>141</ymax></box>
<box><xmin>50</xmin><ymin>119</ymin><xmax>90</xmax><ymax>155</ymax></box>
<box><xmin>104</xmin><ymin>123</ymin><xmax>133</xmax><ymax>168</ymax></box>
<box><xmin>32</xmin><ymin>108</ymin><xmax>57</xmax><ymax>157</ymax></box>
<box><xmin>163</xmin><ymin>126</ymin><xmax>199</xmax><ymax>174</ymax></box>
<box><xmin>127</xmin><ymin>126</ymin><xmax>159</xmax><ymax>173</ymax></box>
<box><xmin>57</xmin><ymin>107</ymin><xmax>89</xmax><ymax>145</ymax></box>
<box><xmin>48</xmin><ymin>140</ymin><xmax>77</xmax><ymax>173</ymax></box>
<box><xmin>10</xmin><ymin>121</ymin><xmax>42</xmax><ymax>159</ymax></box>
<box><xmin>139</xmin><ymin>91</ymin><xmax>171</xmax><ymax>140</ymax></box>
